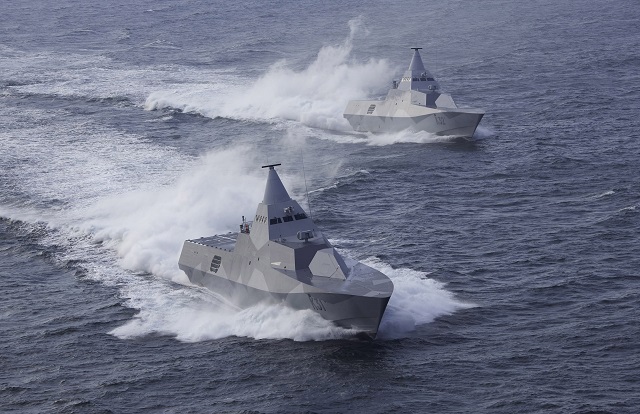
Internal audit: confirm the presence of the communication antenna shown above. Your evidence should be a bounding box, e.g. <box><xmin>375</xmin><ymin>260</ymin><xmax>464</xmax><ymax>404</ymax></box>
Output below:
<box><xmin>432</xmin><ymin>43</ymin><xmax>438</xmax><ymax>79</ymax></box>
<box><xmin>301</xmin><ymin>151</ymin><xmax>313</xmax><ymax>219</ymax></box>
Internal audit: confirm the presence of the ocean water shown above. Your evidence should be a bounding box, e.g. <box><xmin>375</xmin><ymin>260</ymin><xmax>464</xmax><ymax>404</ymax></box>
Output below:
<box><xmin>1</xmin><ymin>0</ymin><xmax>640</xmax><ymax>412</ymax></box>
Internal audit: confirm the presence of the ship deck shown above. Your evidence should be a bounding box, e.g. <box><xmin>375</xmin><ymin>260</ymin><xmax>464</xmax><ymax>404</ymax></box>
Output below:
<box><xmin>187</xmin><ymin>232</ymin><xmax>238</xmax><ymax>251</ymax></box>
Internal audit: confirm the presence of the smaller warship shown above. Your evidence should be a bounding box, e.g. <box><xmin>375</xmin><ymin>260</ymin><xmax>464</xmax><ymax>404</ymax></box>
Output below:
<box><xmin>178</xmin><ymin>164</ymin><xmax>394</xmax><ymax>337</ymax></box>
<box><xmin>343</xmin><ymin>48</ymin><xmax>484</xmax><ymax>137</ymax></box>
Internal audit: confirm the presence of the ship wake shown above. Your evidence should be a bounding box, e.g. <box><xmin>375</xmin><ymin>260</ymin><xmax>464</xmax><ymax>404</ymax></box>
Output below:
<box><xmin>143</xmin><ymin>17</ymin><xmax>393</xmax><ymax>132</ymax></box>
<box><xmin>1</xmin><ymin>133</ymin><xmax>472</xmax><ymax>342</ymax></box>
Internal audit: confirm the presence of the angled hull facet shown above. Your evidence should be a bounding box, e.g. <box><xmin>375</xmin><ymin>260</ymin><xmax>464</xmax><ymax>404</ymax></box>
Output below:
<box><xmin>344</xmin><ymin>100</ymin><xmax>484</xmax><ymax>137</ymax></box>
<box><xmin>180</xmin><ymin>259</ymin><xmax>391</xmax><ymax>335</ymax></box>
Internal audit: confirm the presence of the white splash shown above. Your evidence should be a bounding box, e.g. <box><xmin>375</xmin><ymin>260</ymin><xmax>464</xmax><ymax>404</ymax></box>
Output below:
<box><xmin>365</xmin><ymin>129</ymin><xmax>458</xmax><ymax>146</ymax></box>
<box><xmin>362</xmin><ymin>257</ymin><xmax>475</xmax><ymax>339</ymax></box>
<box><xmin>55</xmin><ymin>147</ymin><xmax>275</xmax><ymax>289</ymax></box>
<box><xmin>110</xmin><ymin>289</ymin><xmax>354</xmax><ymax>342</ymax></box>
<box><xmin>472</xmin><ymin>125</ymin><xmax>494</xmax><ymax>140</ymax></box>
<box><xmin>106</xmin><ymin>254</ymin><xmax>471</xmax><ymax>342</ymax></box>
<box><xmin>144</xmin><ymin>17</ymin><xmax>393</xmax><ymax>131</ymax></box>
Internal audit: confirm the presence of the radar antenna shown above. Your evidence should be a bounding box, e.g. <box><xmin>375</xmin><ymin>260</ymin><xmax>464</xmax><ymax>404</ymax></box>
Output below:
<box><xmin>301</xmin><ymin>153</ymin><xmax>313</xmax><ymax>219</ymax></box>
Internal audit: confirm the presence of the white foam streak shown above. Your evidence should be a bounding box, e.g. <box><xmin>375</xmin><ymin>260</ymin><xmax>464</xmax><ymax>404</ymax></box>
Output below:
<box><xmin>1</xmin><ymin>45</ymin><xmax>240</xmax><ymax>107</ymax></box>
<box><xmin>593</xmin><ymin>190</ymin><xmax>615</xmax><ymax>199</ymax></box>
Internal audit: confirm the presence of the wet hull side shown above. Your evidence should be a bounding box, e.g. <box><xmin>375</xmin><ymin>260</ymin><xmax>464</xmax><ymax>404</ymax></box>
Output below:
<box><xmin>180</xmin><ymin>263</ymin><xmax>390</xmax><ymax>336</ymax></box>
<box><xmin>344</xmin><ymin>110</ymin><xmax>484</xmax><ymax>137</ymax></box>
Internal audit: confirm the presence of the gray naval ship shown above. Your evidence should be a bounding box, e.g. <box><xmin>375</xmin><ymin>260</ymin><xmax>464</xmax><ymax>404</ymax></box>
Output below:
<box><xmin>178</xmin><ymin>164</ymin><xmax>394</xmax><ymax>337</ymax></box>
<box><xmin>343</xmin><ymin>48</ymin><xmax>484</xmax><ymax>137</ymax></box>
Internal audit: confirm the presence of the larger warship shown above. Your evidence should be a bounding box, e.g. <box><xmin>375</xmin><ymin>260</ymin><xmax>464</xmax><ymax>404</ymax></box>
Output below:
<box><xmin>343</xmin><ymin>47</ymin><xmax>484</xmax><ymax>137</ymax></box>
<box><xmin>178</xmin><ymin>164</ymin><xmax>394</xmax><ymax>337</ymax></box>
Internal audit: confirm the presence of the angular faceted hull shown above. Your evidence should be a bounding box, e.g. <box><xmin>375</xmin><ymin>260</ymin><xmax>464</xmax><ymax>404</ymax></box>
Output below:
<box><xmin>344</xmin><ymin>100</ymin><xmax>484</xmax><ymax>138</ymax></box>
<box><xmin>179</xmin><ymin>258</ymin><xmax>391</xmax><ymax>337</ymax></box>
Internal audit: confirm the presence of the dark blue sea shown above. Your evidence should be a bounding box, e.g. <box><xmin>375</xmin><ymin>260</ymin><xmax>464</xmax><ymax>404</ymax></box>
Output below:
<box><xmin>2</xmin><ymin>0</ymin><xmax>640</xmax><ymax>412</ymax></box>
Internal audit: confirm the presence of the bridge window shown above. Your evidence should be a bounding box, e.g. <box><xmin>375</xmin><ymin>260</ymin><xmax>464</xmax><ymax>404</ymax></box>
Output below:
<box><xmin>294</xmin><ymin>213</ymin><xmax>307</xmax><ymax>220</ymax></box>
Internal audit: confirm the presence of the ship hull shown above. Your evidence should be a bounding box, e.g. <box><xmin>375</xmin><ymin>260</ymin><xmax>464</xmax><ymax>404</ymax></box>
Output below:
<box><xmin>180</xmin><ymin>262</ymin><xmax>390</xmax><ymax>336</ymax></box>
<box><xmin>344</xmin><ymin>100</ymin><xmax>484</xmax><ymax>138</ymax></box>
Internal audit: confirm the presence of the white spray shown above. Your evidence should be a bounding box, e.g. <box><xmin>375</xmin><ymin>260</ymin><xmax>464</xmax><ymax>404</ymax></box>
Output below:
<box><xmin>144</xmin><ymin>17</ymin><xmax>394</xmax><ymax>131</ymax></box>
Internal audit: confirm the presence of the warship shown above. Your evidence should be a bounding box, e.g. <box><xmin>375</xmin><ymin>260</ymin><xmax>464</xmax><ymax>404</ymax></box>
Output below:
<box><xmin>343</xmin><ymin>47</ymin><xmax>484</xmax><ymax>137</ymax></box>
<box><xmin>178</xmin><ymin>164</ymin><xmax>394</xmax><ymax>337</ymax></box>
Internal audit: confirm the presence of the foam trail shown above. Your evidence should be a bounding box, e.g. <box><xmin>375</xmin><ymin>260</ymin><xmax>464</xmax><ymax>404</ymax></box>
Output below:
<box><xmin>1</xmin><ymin>44</ymin><xmax>242</xmax><ymax>108</ymax></box>
<box><xmin>144</xmin><ymin>17</ymin><xmax>393</xmax><ymax>131</ymax></box>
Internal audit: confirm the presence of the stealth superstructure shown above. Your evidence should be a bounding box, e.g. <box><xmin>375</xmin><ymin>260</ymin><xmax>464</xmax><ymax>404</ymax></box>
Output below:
<box><xmin>178</xmin><ymin>164</ymin><xmax>393</xmax><ymax>337</ymax></box>
<box><xmin>343</xmin><ymin>48</ymin><xmax>484</xmax><ymax>137</ymax></box>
